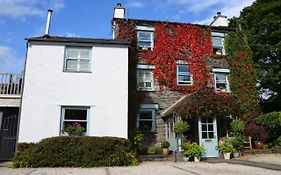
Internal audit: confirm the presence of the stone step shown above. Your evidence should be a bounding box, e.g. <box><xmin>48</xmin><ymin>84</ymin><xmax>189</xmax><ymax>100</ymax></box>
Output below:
<box><xmin>138</xmin><ymin>155</ymin><xmax>169</xmax><ymax>161</ymax></box>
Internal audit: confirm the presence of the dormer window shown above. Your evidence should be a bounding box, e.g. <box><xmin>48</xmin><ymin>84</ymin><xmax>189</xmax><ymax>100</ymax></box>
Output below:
<box><xmin>136</xmin><ymin>26</ymin><xmax>154</xmax><ymax>51</ymax></box>
<box><xmin>211</xmin><ymin>32</ymin><xmax>225</xmax><ymax>55</ymax></box>
<box><xmin>212</xmin><ymin>68</ymin><xmax>230</xmax><ymax>92</ymax></box>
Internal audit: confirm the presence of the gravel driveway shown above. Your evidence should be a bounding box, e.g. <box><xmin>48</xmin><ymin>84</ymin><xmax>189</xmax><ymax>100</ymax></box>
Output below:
<box><xmin>0</xmin><ymin>162</ymin><xmax>280</xmax><ymax>175</ymax></box>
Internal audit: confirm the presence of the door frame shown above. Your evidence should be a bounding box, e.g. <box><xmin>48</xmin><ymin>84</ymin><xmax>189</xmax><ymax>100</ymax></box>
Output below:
<box><xmin>198</xmin><ymin>116</ymin><xmax>218</xmax><ymax>157</ymax></box>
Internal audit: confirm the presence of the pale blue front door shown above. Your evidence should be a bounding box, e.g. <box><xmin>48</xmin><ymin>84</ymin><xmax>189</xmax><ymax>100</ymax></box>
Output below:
<box><xmin>198</xmin><ymin>117</ymin><xmax>218</xmax><ymax>157</ymax></box>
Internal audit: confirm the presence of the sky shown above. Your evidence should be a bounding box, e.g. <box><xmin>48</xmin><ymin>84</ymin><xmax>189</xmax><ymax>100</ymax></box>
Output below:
<box><xmin>0</xmin><ymin>0</ymin><xmax>255</xmax><ymax>74</ymax></box>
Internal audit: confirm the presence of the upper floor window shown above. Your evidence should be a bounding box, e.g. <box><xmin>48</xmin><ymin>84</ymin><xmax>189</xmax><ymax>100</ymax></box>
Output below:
<box><xmin>137</xmin><ymin>64</ymin><xmax>155</xmax><ymax>91</ymax></box>
<box><xmin>136</xmin><ymin>26</ymin><xmax>154</xmax><ymax>51</ymax></box>
<box><xmin>64</xmin><ymin>47</ymin><xmax>91</xmax><ymax>72</ymax></box>
<box><xmin>212</xmin><ymin>68</ymin><xmax>230</xmax><ymax>92</ymax></box>
<box><xmin>211</xmin><ymin>32</ymin><xmax>225</xmax><ymax>55</ymax></box>
<box><xmin>177</xmin><ymin>63</ymin><xmax>192</xmax><ymax>85</ymax></box>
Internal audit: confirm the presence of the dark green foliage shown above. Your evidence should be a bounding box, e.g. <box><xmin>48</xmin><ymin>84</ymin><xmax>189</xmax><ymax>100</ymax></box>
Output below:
<box><xmin>276</xmin><ymin>136</ymin><xmax>281</xmax><ymax>146</ymax></box>
<box><xmin>256</xmin><ymin>111</ymin><xmax>281</xmax><ymax>141</ymax></box>
<box><xmin>230</xmin><ymin>119</ymin><xmax>245</xmax><ymax>150</ymax></box>
<box><xmin>12</xmin><ymin>136</ymin><xmax>138</xmax><ymax>168</ymax></box>
<box><xmin>230</xmin><ymin>0</ymin><xmax>281</xmax><ymax>112</ymax></box>
<box><xmin>161</xmin><ymin>141</ymin><xmax>170</xmax><ymax>148</ymax></box>
<box><xmin>225</xmin><ymin>31</ymin><xmax>260</xmax><ymax>119</ymax></box>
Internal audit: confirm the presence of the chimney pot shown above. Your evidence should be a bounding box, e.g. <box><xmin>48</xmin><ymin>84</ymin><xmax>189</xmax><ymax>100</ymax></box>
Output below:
<box><xmin>117</xmin><ymin>3</ymin><xmax>122</xmax><ymax>7</ymax></box>
<box><xmin>217</xmin><ymin>12</ymin><xmax>221</xmax><ymax>16</ymax></box>
<box><xmin>44</xmin><ymin>9</ymin><xmax>53</xmax><ymax>37</ymax></box>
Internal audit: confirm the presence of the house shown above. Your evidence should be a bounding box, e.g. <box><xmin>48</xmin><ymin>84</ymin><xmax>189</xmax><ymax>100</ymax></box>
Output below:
<box><xmin>18</xmin><ymin>10</ymin><xmax>130</xmax><ymax>143</ymax></box>
<box><xmin>0</xmin><ymin>73</ymin><xmax>22</xmax><ymax>160</ymax></box>
<box><xmin>112</xmin><ymin>4</ymin><xmax>240</xmax><ymax>157</ymax></box>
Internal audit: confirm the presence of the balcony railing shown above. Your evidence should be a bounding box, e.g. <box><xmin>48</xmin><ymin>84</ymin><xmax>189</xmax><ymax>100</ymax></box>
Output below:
<box><xmin>0</xmin><ymin>73</ymin><xmax>22</xmax><ymax>96</ymax></box>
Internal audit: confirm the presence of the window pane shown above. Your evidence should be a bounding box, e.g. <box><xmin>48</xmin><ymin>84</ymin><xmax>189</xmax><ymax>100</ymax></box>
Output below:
<box><xmin>138</xmin><ymin>121</ymin><xmax>152</xmax><ymax>131</ymax></box>
<box><xmin>138</xmin><ymin>82</ymin><xmax>145</xmax><ymax>88</ymax></box>
<box><xmin>138</xmin><ymin>31</ymin><xmax>152</xmax><ymax>41</ymax></box>
<box><xmin>79</xmin><ymin>60</ymin><xmax>90</xmax><ymax>71</ymax></box>
<box><xmin>178</xmin><ymin>75</ymin><xmax>191</xmax><ymax>82</ymax></box>
<box><xmin>138</xmin><ymin>41</ymin><xmax>152</xmax><ymax>48</ymax></box>
<box><xmin>208</xmin><ymin>124</ymin><xmax>214</xmax><ymax>131</ymax></box>
<box><xmin>178</xmin><ymin>65</ymin><xmax>189</xmax><ymax>73</ymax></box>
<box><xmin>139</xmin><ymin>70</ymin><xmax>151</xmax><ymax>79</ymax></box>
<box><xmin>65</xmin><ymin>109</ymin><xmax>87</xmax><ymax>120</ymax></box>
<box><xmin>139</xmin><ymin>111</ymin><xmax>152</xmax><ymax>120</ymax></box>
<box><xmin>202</xmin><ymin>124</ymin><xmax>207</xmax><ymax>131</ymax></box>
<box><xmin>216</xmin><ymin>73</ymin><xmax>226</xmax><ymax>81</ymax></box>
<box><xmin>201</xmin><ymin>117</ymin><xmax>207</xmax><ymax>123</ymax></box>
<box><xmin>202</xmin><ymin>132</ymin><xmax>207</xmax><ymax>139</ymax></box>
<box><xmin>207</xmin><ymin>117</ymin><xmax>213</xmax><ymax>123</ymax></box>
<box><xmin>64</xmin><ymin>121</ymin><xmax>87</xmax><ymax>132</ymax></box>
<box><xmin>208</xmin><ymin>132</ymin><xmax>214</xmax><ymax>139</ymax></box>
<box><xmin>66</xmin><ymin>59</ymin><xmax>78</xmax><ymax>70</ymax></box>
<box><xmin>79</xmin><ymin>49</ymin><xmax>90</xmax><ymax>59</ymax></box>
<box><xmin>67</xmin><ymin>49</ymin><xmax>79</xmax><ymax>58</ymax></box>
<box><xmin>212</xmin><ymin>37</ymin><xmax>223</xmax><ymax>48</ymax></box>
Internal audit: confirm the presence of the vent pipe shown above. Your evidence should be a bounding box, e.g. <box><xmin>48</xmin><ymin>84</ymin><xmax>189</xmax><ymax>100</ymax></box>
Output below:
<box><xmin>44</xmin><ymin>9</ymin><xmax>53</xmax><ymax>37</ymax></box>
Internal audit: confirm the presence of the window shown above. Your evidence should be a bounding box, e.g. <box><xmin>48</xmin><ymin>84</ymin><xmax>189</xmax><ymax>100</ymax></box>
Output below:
<box><xmin>211</xmin><ymin>32</ymin><xmax>225</xmax><ymax>55</ymax></box>
<box><xmin>61</xmin><ymin>106</ymin><xmax>89</xmax><ymax>135</ymax></box>
<box><xmin>137</xmin><ymin>64</ymin><xmax>155</xmax><ymax>91</ymax></box>
<box><xmin>136</xmin><ymin>26</ymin><xmax>154</xmax><ymax>50</ymax></box>
<box><xmin>213</xmin><ymin>68</ymin><xmax>230</xmax><ymax>92</ymax></box>
<box><xmin>137</xmin><ymin>104</ymin><xmax>157</xmax><ymax>132</ymax></box>
<box><xmin>177</xmin><ymin>64</ymin><xmax>192</xmax><ymax>85</ymax></box>
<box><xmin>64</xmin><ymin>47</ymin><xmax>91</xmax><ymax>72</ymax></box>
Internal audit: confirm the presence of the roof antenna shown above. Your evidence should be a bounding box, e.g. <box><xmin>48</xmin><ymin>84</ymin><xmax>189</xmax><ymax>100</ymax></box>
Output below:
<box><xmin>44</xmin><ymin>9</ymin><xmax>53</xmax><ymax>38</ymax></box>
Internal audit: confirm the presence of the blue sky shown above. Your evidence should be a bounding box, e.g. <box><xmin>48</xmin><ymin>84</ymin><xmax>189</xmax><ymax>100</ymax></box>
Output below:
<box><xmin>0</xmin><ymin>0</ymin><xmax>255</xmax><ymax>74</ymax></box>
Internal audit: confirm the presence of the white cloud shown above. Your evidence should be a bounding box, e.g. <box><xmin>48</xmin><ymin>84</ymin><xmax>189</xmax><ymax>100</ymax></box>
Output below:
<box><xmin>65</xmin><ymin>32</ymin><xmax>79</xmax><ymax>37</ymax></box>
<box><xmin>0</xmin><ymin>0</ymin><xmax>64</xmax><ymax>18</ymax></box>
<box><xmin>0</xmin><ymin>46</ymin><xmax>24</xmax><ymax>73</ymax></box>
<box><xmin>155</xmin><ymin>0</ymin><xmax>255</xmax><ymax>24</ymax></box>
<box><xmin>127</xmin><ymin>0</ymin><xmax>145</xmax><ymax>8</ymax></box>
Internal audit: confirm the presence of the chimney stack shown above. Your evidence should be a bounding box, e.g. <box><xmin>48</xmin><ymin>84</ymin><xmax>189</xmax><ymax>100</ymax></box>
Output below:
<box><xmin>44</xmin><ymin>9</ymin><xmax>53</xmax><ymax>37</ymax></box>
<box><xmin>113</xmin><ymin>3</ymin><xmax>125</xmax><ymax>19</ymax></box>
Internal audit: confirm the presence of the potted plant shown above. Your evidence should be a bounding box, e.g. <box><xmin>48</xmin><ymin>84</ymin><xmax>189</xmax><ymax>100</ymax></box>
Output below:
<box><xmin>183</xmin><ymin>142</ymin><xmax>205</xmax><ymax>162</ymax></box>
<box><xmin>64</xmin><ymin>122</ymin><xmax>85</xmax><ymax>136</ymax></box>
<box><xmin>230</xmin><ymin>119</ymin><xmax>245</xmax><ymax>158</ymax></box>
<box><xmin>174</xmin><ymin>119</ymin><xmax>190</xmax><ymax>151</ymax></box>
<box><xmin>161</xmin><ymin>141</ymin><xmax>170</xmax><ymax>156</ymax></box>
<box><xmin>216</xmin><ymin>140</ymin><xmax>235</xmax><ymax>159</ymax></box>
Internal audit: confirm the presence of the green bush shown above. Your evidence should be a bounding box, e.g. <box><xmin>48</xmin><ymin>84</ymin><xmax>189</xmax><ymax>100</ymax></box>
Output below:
<box><xmin>183</xmin><ymin>142</ymin><xmax>205</xmax><ymax>158</ymax></box>
<box><xmin>161</xmin><ymin>141</ymin><xmax>170</xmax><ymax>148</ymax></box>
<box><xmin>147</xmin><ymin>144</ymin><xmax>162</xmax><ymax>155</ymax></box>
<box><xmin>256</xmin><ymin>111</ymin><xmax>281</xmax><ymax>141</ymax></box>
<box><xmin>13</xmin><ymin>136</ymin><xmax>138</xmax><ymax>168</ymax></box>
<box><xmin>174</xmin><ymin>120</ymin><xmax>190</xmax><ymax>135</ymax></box>
<box><xmin>276</xmin><ymin>136</ymin><xmax>281</xmax><ymax>146</ymax></box>
<box><xmin>230</xmin><ymin>119</ymin><xmax>244</xmax><ymax>135</ymax></box>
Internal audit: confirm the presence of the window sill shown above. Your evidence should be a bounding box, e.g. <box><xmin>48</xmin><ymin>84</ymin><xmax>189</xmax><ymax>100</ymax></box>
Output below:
<box><xmin>63</xmin><ymin>70</ymin><xmax>92</xmax><ymax>73</ymax></box>
<box><xmin>177</xmin><ymin>83</ymin><xmax>193</xmax><ymax>86</ymax></box>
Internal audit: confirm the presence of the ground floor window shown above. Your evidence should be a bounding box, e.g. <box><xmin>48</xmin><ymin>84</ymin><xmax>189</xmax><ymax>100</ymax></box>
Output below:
<box><xmin>137</xmin><ymin>104</ymin><xmax>157</xmax><ymax>132</ymax></box>
<box><xmin>61</xmin><ymin>106</ymin><xmax>89</xmax><ymax>135</ymax></box>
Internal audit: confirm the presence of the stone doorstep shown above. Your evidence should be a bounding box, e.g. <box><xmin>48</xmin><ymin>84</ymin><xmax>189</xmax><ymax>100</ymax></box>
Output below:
<box><xmin>0</xmin><ymin>161</ymin><xmax>12</xmax><ymax>168</ymax></box>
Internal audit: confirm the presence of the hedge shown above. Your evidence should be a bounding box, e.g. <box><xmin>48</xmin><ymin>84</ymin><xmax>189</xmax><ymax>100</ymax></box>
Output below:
<box><xmin>12</xmin><ymin>136</ymin><xmax>138</xmax><ymax>168</ymax></box>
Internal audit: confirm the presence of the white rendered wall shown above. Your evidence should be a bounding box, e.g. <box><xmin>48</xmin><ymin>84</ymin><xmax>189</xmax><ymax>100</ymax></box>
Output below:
<box><xmin>211</xmin><ymin>17</ymin><xmax>229</xmax><ymax>27</ymax></box>
<box><xmin>19</xmin><ymin>42</ymin><xmax>128</xmax><ymax>143</ymax></box>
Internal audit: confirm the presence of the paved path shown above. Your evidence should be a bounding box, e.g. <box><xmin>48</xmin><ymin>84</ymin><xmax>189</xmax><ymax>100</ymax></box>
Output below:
<box><xmin>0</xmin><ymin>162</ymin><xmax>280</xmax><ymax>175</ymax></box>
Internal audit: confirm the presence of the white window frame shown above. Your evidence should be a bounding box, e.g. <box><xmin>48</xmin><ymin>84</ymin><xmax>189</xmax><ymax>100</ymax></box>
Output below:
<box><xmin>136</xmin><ymin>26</ymin><xmax>154</xmax><ymax>51</ymax></box>
<box><xmin>64</xmin><ymin>47</ymin><xmax>92</xmax><ymax>72</ymax></box>
<box><xmin>212</xmin><ymin>68</ymin><xmax>230</xmax><ymax>93</ymax></box>
<box><xmin>137</xmin><ymin>104</ymin><xmax>158</xmax><ymax>132</ymax></box>
<box><xmin>60</xmin><ymin>106</ymin><xmax>90</xmax><ymax>135</ymax></box>
<box><xmin>176</xmin><ymin>63</ymin><xmax>193</xmax><ymax>85</ymax></box>
<box><xmin>211</xmin><ymin>32</ymin><xmax>225</xmax><ymax>55</ymax></box>
<box><xmin>137</xmin><ymin>64</ymin><xmax>155</xmax><ymax>91</ymax></box>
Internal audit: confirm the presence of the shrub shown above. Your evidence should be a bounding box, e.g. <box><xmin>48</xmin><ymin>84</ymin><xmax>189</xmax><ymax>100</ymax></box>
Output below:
<box><xmin>230</xmin><ymin>136</ymin><xmax>244</xmax><ymax>151</ymax></box>
<box><xmin>13</xmin><ymin>136</ymin><xmax>138</xmax><ymax>168</ymax></box>
<box><xmin>161</xmin><ymin>141</ymin><xmax>170</xmax><ymax>148</ymax></box>
<box><xmin>256</xmin><ymin>112</ymin><xmax>281</xmax><ymax>141</ymax></box>
<box><xmin>147</xmin><ymin>144</ymin><xmax>162</xmax><ymax>155</ymax></box>
<box><xmin>128</xmin><ymin>130</ymin><xmax>143</xmax><ymax>153</ymax></box>
<box><xmin>216</xmin><ymin>139</ymin><xmax>235</xmax><ymax>153</ymax></box>
<box><xmin>276</xmin><ymin>136</ymin><xmax>281</xmax><ymax>146</ymax></box>
<box><xmin>230</xmin><ymin>119</ymin><xmax>244</xmax><ymax>135</ymax></box>
<box><xmin>183</xmin><ymin>142</ymin><xmax>205</xmax><ymax>158</ymax></box>
<box><xmin>174</xmin><ymin>120</ymin><xmax>190</xmax><ymax>135</ymax></box>
<box><xmin>244</xmin><ymin>122</ymin><xmax>270</xmax><ymax>143</ymax></box>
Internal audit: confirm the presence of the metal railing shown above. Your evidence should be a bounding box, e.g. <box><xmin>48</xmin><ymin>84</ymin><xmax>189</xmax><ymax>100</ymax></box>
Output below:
<box><xmin>0</xmin><ymin>73</ymin><xmax>22</xmax><ymax>96</ymax></box>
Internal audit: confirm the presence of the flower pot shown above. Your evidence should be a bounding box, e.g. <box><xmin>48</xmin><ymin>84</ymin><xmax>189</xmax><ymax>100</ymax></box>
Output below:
<box><xmin>194</xmin><ymin>157</ymin><xmax>200</xmax><ymax>162</ymax></box>
<box><xmin>233</xmin><ymin>151</ymin><xmax>240</xmax><ymax>158</ymax></box>
<box><xmin>223</xmin><ymin>153</ymin><xmax>231</xmax><ymax>160</ymax></box>
<box><xmin>162</xmin><ymin>148</ymin><xmax>169</xmax><ymax>156</ymax></box>
<box><xmin>255</xmin><ymin>142</ymin><xmax>264</xmax><ymax>149</ymax></box>
<box><xmin>183</xmin><ymin>156</ymin><xmax>189</xmax><ymax>162</ymax></box>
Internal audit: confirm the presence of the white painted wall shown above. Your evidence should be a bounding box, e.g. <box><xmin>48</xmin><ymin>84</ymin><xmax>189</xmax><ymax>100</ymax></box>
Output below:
<box><xmin>19</xmin><ymin>42</ymin><xmax>128</xmax><ymax>143</ymax></box>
